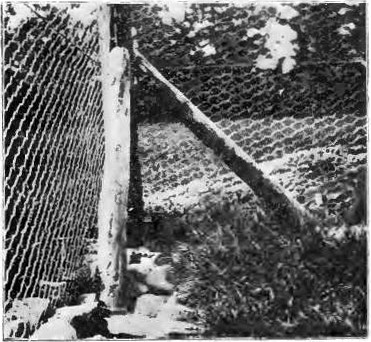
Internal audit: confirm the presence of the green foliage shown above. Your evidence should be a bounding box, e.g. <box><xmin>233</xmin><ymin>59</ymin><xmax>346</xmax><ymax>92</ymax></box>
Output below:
<box><xmin>175</xmin><ymin>199</ymin><xmax>367</xmax><ymax>337</ymax></box>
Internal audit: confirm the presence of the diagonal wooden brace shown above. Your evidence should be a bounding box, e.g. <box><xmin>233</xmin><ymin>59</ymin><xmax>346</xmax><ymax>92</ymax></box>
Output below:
<box><xmin>134</xmin><ymin>48</ymin><xmax>314</xmax><ymax>228</ymax></box>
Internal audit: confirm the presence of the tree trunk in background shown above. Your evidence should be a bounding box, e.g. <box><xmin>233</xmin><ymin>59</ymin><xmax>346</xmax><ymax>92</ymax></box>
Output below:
<box><xmin>97</xmin><ymin>5</ymin><xmax>131</xmax><ymax>308</ymax></box>
<box><xmin>134</xmin><ymin>48</ymin><xmax>314</xmax><ymax>229</ymax></box>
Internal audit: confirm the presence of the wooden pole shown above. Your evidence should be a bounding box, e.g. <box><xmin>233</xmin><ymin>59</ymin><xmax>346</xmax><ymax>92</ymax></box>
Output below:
<box><xmin>97</xmin><ymin>5</ymin><xmax>131</xmax><ymax>308</ymax></box>
<box><xmin>134</xmin><ymin>47</ymin><xmax>314</xmax><ymax>228</ymax></box>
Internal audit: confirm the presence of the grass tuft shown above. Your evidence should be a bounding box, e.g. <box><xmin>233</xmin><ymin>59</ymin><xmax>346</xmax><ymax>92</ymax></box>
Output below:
<box><xmin>171</xmin><ymin>197</ymin><xmax>367</xmax><ymax>337</ymax></box>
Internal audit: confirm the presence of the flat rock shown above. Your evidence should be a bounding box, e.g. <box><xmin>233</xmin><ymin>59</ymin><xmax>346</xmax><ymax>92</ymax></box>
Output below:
<box><xmin>106</xmin><ymin>313</ymin><xmax>202</xmax><ymax>339</ymax></box>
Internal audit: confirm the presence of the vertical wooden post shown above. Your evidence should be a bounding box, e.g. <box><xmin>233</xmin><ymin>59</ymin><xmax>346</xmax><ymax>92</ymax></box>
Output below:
<box><xmin>97</xmin><ymin>5</ymin><xmax>131</xmax><ymax>308</ymax></box>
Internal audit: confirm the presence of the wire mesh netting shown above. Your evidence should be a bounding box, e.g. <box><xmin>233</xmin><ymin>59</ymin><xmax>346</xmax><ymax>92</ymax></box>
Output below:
<box><xmin>114</xmin><ymin>4</ymin><xmax>366</xmax><ymax>221</ymax></box>
<box><xmin>133</xmin><ymin>64</ymin><xmax>366</xmax><ymax>220</ymax></box>
<box><xmin>2</xmin><ymin>2</ymin><xmax>367</xmax><ymax>339</ymax></box>
<box><xmin>157</xmin><ymin>63</ymin><xmax>366</xmax><ymax>216</ymax></box>
<box><xmin>4</xmin><ymin>4</ymin><xmax>104</xmax><ymax>336</ymax></box>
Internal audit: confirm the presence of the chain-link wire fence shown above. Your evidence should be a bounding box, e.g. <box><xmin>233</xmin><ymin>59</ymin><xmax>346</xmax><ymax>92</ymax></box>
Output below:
<box><xmin>3</xmin><ymin>2</ymin><xmax>367</xmax><ymax>338</ymax></box>
<box><xmin>158</xmin><ymin>62</ymin><xmax>366</xmax><ymax>216</ymax></box>
<box><xmin>117</xmin><ymin>4</ymin><xmax>366</xmax><ymax>222</ymax></box>
<box><xmin>4</xmin><ymin>4</ymin><xmax>104</xmax><ymax>337</ymax></box>
<box><xmin>132</xmin><ymin>63</ymin><xmax>365</xmax><ymax>222</ymax></box>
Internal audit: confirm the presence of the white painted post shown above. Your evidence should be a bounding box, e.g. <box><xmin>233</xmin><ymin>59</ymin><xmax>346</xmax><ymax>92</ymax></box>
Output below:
<box><xmin>97</xmin><ymin>5</ymin><xmax>131</xmax><ymax>308</ymax></box>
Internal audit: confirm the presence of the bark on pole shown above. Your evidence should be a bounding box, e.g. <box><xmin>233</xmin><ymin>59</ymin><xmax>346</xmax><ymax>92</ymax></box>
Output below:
<box><xmin>98</xmin><ymin>5</ymin><xmax>131</xmax><ymax>308</ymax></box>
<box><xmin>134</xmin><ymin>48</ymin><xmax>314</xmax><ymax>228</ymax></box>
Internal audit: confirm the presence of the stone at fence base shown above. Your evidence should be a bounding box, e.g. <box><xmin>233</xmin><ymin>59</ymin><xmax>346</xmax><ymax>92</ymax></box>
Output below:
<box><xmin>31</xmin><ymin>319</ymin><xmax>78</xmax><ymax>340</ymax></box>
<box><xmin>106</xmin><ymin>292</ymin><xmax>202</xmax><ymax>338</ymax></box>
<box><xmin>137</xmin><ymin>282</ymin><xmax>149</xmax><ymax>293</ymax></box>
<box><xmin>87</xmin><ymin>334</ymin><xmax>107</xmax><ymax>340</ymax></box>
<box><xmin>105</xmin><ymin>313</ymin><xmax>202</xmax><ymax>339</ymax></box>
<box><xmin>4</xmin><ymin>297</ymin><xmax>50</xmax><ymax>339</ymax></box>
<box><xmin>146</xmin><ymin>264</ymin><xmax>173</xmax><ymax>291</ymax></box>
<box><xmin>127</xmin><ymin>247</ymin><xmax>174</xmax><ymax>292</ymax></box>
<box><xmin>134</xmin><ymin>294</ymin><xmax>168</xmax><ymax>317</ymax></box>
<box><xmin>78</xmin><ymin>293</ymin><xmax>97</xmax><ymax>304</ymax></box>
<box><xmin>31</xmin><ymin>301</ymin><xmax>99</xmax><ymax>339</ymax></box>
